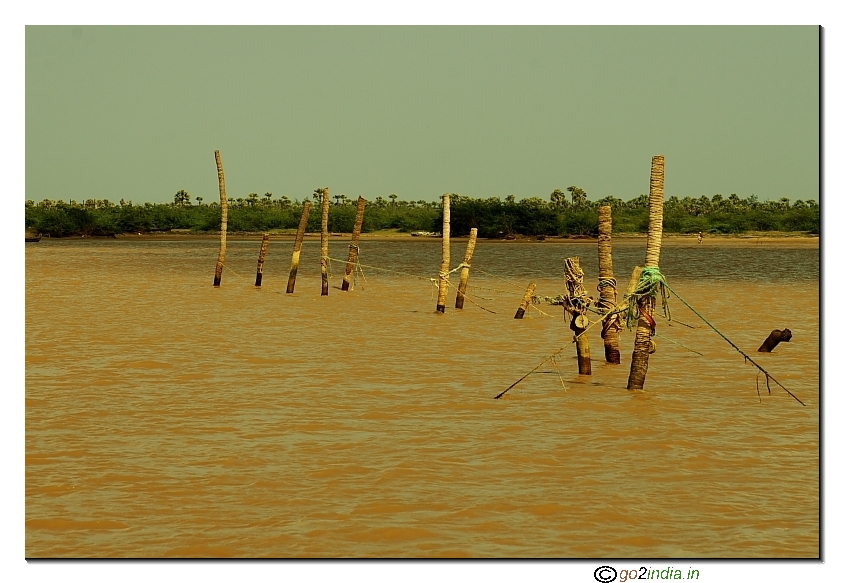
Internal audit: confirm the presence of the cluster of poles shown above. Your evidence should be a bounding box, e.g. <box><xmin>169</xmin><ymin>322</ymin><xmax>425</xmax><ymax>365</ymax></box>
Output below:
<box><xmin>208</xmin><ymin>150</ymin><xmax>803</xmax><ymax>405</ymax></box>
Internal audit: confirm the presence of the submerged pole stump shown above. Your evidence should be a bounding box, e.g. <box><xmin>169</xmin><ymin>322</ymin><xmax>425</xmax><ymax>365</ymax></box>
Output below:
<box><xmin>514</xmin><ymin>283</ymin><xmax>537</xmax><ymax>319</ymax></box>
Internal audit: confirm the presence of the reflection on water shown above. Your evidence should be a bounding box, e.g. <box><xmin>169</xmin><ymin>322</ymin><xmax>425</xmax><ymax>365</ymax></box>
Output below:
<box><xmin>26</xmin><ymin>238</ymin><xmax>819</xmax><ymax>557</ymax></box>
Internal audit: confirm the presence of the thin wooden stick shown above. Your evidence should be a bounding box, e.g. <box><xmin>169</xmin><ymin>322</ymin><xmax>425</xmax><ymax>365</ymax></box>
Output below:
<box><xmin>436</xmin><ymin>193</ymin><xmax>450</xmax><ymax>313</ymax></box>
<box><xmin>255</xmin><ymin>233</ymin><xmax>270</xmax><ymax>287</ymax></box>
<box><xmin>286</xmin><ymin>202</ymin><xmax>311</xmax><ymax>294</ymax></box>
<box><xmin>320</xmin><ymin>187</ymin><xmax>330</xmax><ymax>296</ymax></box>
<box><xmin>455</xmin><ymin>228</ymin><xmax>478</xmax><ymax>309</ymax></box>
<box><xmin>342</xmin><ymin>196</ymin><xmax>367</xmax><ymax>291</ymax></box>
<box><xmin>212</xmin><ymin>150</ymin><xmax>228</xmax><ymax>287</ymax></box>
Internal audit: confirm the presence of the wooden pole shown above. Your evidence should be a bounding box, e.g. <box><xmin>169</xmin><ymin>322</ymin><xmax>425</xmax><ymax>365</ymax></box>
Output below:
<box><xmin>514</xmin><ymin>282</ymin><xmax>537</xmax><ymax>319</ymax></box>
<box><xmin>286</xmin><ymin>202</ymin><xmax>312</xmax><ymax>294</ymax></box>
<box><xmin>758</xmin><ymin>328</ymin><xmax>792</xmax><ymax>352</ymax></box>
<box><xmin>212</xmin><ymin>150</ymin><xmax>228</xmax><ymax>287</ymax></box>
<box><xmin>598</xmin><ymin>205</ymin><xmax>621</xmax><ymax>364</ymax></box>
<box><xmin>455</xmin><ymin>228</ymin><xmax>478</xmax><ymax>309</ymax></box>
<box><xmin>627</xmin><ymin>155</ymin><xmax>665</xmax><ymax>391</ymax></box>
<box><xmin>565</xmin><ymin>257</ymin><xmax>591</xmax><ymax>375</ymax></box>
<box><xmin>342</xmin><ymin>196</ymin><xmax>367</xmax><ymax>291</ymax></box>
<box><xmin>320</xmin><ymin>187</ymin><xmax>330</xmax><ymax>296</ymax></box>
<box><xmin>255</xmin><ymin>233</ymin><xmax>270</xmax><ymax>287</ymax></box>
<box><xmin>436</xmin><ymin>193</ymin><xmax>450</xmax><ymax>313</ymax></box>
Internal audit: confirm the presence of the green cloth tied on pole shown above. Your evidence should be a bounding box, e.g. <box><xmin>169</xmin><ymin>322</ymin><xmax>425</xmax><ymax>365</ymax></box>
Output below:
<box><xmin>621</xmin><ymin>266</ymin><xmax>671</xmax><ymax>330</ymax></box>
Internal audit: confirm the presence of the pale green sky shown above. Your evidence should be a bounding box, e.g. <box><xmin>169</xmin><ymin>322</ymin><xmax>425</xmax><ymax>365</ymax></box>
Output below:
<box><xmin>25</xmin><ymin>26</ymin><xmax>819</xmax><ymax>204</ymax></box>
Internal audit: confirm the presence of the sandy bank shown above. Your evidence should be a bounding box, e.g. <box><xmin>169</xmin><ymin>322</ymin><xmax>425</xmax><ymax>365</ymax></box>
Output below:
<box><xmin>109</xmin><ymin>230</ymin><xmax>819</xmax><ymax>247</ymax></box>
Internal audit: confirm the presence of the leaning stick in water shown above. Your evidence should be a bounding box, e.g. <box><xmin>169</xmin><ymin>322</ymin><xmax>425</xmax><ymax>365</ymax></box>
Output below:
<box><xmin>455</xmin><ymin>228</ymin><xmax>478</xmax><ymax>309</ymax></box>
<box><xmin>212</xmin><ymin>150</ymin><xmax>228</xmax><ymax>287</ymax></box>
<box><xmin>320</xmin><ymin>187</ymin><xmax>330</xmax><ymax>296</ymax></box>
<box><xmin>286</xmin><ymin>202</ymin><xmax>312</xmax><ymax>293</ymax></box>
<box><xmin>436</xmin><ymin>193</ymin><xmax>451</xmax><ymax>313</ymax></box>
<box><xmin>598</xmin><ymin>205</ymin><xmax>621</xmax><ymax>364</ymax></box>
<box><xmin>758</xmin><ymin>329</ymin><xmax>792</xmax><ymax>353</ymax></box>
<box><xmin>342</xmin><ymin>196</ymin><xmax>367</xmax><ymax>291</ymax></box>
<box><xmin>254</xmin><ymin>233</ymin><xmax>270</xmax><ymax>287</ymax></box>
<box><xmin>514</xmin><ymin>282</ymin><xmax>537</xmax><ymax>319</ymax></box>
<box><xmin>627</xmin><ymin>155</ymin><xmax>665</xmax><ymax>391</ymax></box>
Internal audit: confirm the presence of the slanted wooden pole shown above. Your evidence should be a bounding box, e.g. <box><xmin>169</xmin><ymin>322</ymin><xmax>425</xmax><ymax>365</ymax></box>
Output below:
<box><xmin>758</xmin><ymin>328</ymin><xmax>792</xmax><ymax>352</ymax></box>
<box><xmin>598</xmin><ymin>205</ymin><xmax>621</xmax><ymax>364</ymax></box>
<box><xmin>212</xmin><ymin>150</ymin><xmax>228</xmax><ymax>287</ymax></box>
<box><xmin>320</xmin><ymin>187</ymin><xmax>330</xmax><ymax>296</ymax></box>
<box><xmin>514</xmin><ymin>282</ymin><xmax>537</xmax><ymax>319</ymax></box>
<box><xmin>286</xmin><ymin>202</ymin><xmax>311</xmax><ymax>294</ymax></box>
<box><xmin>455</xmin><ymin>228</ymin><xmax>478</xmax><ymax>309</ymax></box>
<box><xmin>627</xmin><ymin>155</ymin><xmax>665</xmax><ymax>391</ymax></box>
<box><xmin>255</xmin><ymin>233</ymin><xmax>270</xmax><ymax>287</ymax></box>
<box><xmin>436</xmin><ymin>193</ymin><xmax>451</xmax><ymax>313</ymax></box>
<box><xmin>342</xmin><ymin>196</ymin><xmax>367</xmax><ymax>291</ymax></box>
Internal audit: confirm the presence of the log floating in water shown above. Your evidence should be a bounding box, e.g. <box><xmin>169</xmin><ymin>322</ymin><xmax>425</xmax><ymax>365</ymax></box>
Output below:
<box><xmin>286</xmin><ymin>202</ymin><xmax>312</xmax><ymax>294</ymax></box>
<box><xmin>455</xmin><ymin>228</ymin><xmax>478</xmax><ymax>309</ymax></box>
<box><xmin>342</xmin><ymin>196</ymin><xmax>367</xmax><ymax>291</ymax></box>
<box><xmin>514</xmin><ymin>282</ymin><xmax>537</xmax><ymax>319</ymax></box>
<box><xmin>212</xmin><ymin>150</ymin><xmax>228</xmax><ymax>287</ymax></box>
<box><xmin>758</xmin><ymin>329</ymin><xmax>792</xmax><ymax>352</ymax></box>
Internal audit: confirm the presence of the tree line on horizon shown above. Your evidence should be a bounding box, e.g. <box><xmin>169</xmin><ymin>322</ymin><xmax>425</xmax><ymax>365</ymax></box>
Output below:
<box><xmin>25</xmin><ymin>186</ymin><xmax>819</xmax><ymax>238</ymax></box>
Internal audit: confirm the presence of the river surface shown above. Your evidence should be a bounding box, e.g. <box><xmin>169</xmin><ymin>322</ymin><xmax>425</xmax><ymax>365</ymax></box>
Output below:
<box><xmin>25</xmin><ymin>237</ymin><xmax>819</xmax><ymax>557</ymax></box>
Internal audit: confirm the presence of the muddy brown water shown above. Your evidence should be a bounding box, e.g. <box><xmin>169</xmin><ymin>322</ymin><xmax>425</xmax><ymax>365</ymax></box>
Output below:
<box><xmin>25</xmin><ymin>238</ymin><xmax>819</xmax><ymax>557</ymax></box>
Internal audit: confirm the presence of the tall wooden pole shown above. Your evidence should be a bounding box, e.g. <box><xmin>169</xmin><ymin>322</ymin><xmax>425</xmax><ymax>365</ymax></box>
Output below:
<box><xmin>514</xmin><ymin>282</ymin><xmax>537</xmax><ymax>319</ymax></box>
<box><xmin>627</xmin><ymin>155</ymin><xmax>665</xmax><ymax>391</ymax></box>
<box><xmin>342</xmin><ymin>196</ymin><xmax>367</xmax><ymax>291</ymax></box>
<box><xmin>455</xmin><ymin>228</ymin><xmax>478</xmax><ymax>309</ymax></box>
<box><xmin>598</xmin><ymin>205</ymin><xmax>621</xmax><ymax>364</ymax></box>
<box><xmin>566</xmin><ymin>256</ymin><xmax>591</xmax><ymax>375</ymax></box>
<box><xmin>286</xmin><ymin>202</ymin><xmax>312</xmax><ymax>294</ymax></box>
<box><xmin>212</xmin><ymin>150</ymin><xmax>228</xmax><ymax>287</ymax></box>
<box><xmin>320</xmin><ymin>187</ymin><xmax>331</xmax><ymax>296</ymax></box>
<box><xmin>255</xmin><ymin>233</ymin><xmax>270</xmax><ymax>287</ymax></box>
<box><xmin>436</xmin><ymin>193</ymin><xmax>451</xmax><ymax>313</ymax></box>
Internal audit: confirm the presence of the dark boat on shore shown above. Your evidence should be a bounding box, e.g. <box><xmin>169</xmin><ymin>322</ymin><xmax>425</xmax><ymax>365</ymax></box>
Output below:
<box><xmin>25</xmin><ymin>234</ymin><xmax>41</xmax><ymax>243</ymax></box>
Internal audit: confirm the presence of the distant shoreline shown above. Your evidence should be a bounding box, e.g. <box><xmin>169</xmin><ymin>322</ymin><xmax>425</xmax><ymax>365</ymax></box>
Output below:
<box><xmin>34</xmin><ymin>230</ymin><xmax>820</xmax><ymax>247</ymax></box>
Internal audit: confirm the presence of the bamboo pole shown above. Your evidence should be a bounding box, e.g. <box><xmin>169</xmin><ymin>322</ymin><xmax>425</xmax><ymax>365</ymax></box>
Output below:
<box><xmin>598</xmin><ymin>205</ymin><xmax>621</xmax><ymax>364</ymax></box>
<box><xmin>320</xmin><ymin>187</ymin><xmax>330</xmax><ymax>296</ymax></box>
<box><xmin>627</xmin><ymin>155</ymin><xmax>665</xmax><ymax>391</ymax></box>
<box><xmin>514</xmin><ymin>282</ymin><xmax>537</xmax><ymax>319</ymax></box>
<box><xmin>436</xmin><ymin>193</ymin><xmax>450</xmax><ymax>313</ymax></box>
<box><xmin>212</xmin><ymin>150</ymin><xmax>228</xmax><ymax>287</ymax></box>
<box><xmin>286</xmin><ymin>202</ymin><xmax>312</xmax><ymax>294</ymax></box>
<box><xmin>455</xmin><ymin>228</ymin><xmax>478</xmax><ymax>309</ymax></box>
<box><xmin>342</xmin><ymin>196</ymin><xmax>367</xmax><ymax>291</ymax></box>
<box><xmin>255</xmin><ymin>233</ymin><xmax>270</xmax><ymax>287</ymax></box>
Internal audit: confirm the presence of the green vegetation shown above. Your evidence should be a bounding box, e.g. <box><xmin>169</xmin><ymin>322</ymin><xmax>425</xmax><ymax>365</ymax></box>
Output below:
<box><xmin>25</xmin><ymin>188</ymin><xmax>818</xmax><ymax>238</ymax></box>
